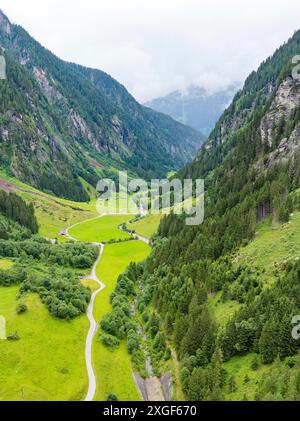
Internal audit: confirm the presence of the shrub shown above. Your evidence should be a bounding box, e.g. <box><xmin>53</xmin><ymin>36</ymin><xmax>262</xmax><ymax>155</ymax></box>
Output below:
<box><xmin>16</xmin><ymin>303</ymin><xmax>28</xmax><ymax>314</ymax></box>
<box><xmin>107</xmin><ymin>394</ymin><xmax>118</xmax><ymax>401</ymax></box>
<box><xmin>100</xmin><ymin>333</ymin><xmax>120</xmax><ymax>349</ymax></box>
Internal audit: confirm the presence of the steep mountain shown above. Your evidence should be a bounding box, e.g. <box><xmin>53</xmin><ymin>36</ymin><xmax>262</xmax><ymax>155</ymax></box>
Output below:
<box><xmin>0</xmin><ymin>11</ymin><xmax>203</xmax><ymax>201</ymax></box>
<box><xmin>108</xmin><ymin>30</ymin><xmax>300</xmax><ymax>400</ymax></box>
<box><xmin>145</xmin><ymin>84</ymin><xmax>240</xmax><ymax>136</ymax></box>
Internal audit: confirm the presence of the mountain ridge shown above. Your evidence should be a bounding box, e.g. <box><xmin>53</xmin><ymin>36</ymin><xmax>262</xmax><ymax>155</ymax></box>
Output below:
<box><xmin>0</xmin><ymin>10</ymin><xmax>203</xmax><ymax>201</ymax></box>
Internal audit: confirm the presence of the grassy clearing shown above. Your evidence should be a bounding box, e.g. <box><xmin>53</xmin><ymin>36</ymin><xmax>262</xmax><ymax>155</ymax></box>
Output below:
<box><xmin>69</xmin><ymin>215</ymin><xmax>133</xmax><ymax>243</ymax></box>
<box><xmin>208</xmin><ymin>292</ymin><xmax>241</xmax><ymax>327</ymax></box>
<box><xmin>92</xmin><ymin>241</ymin><xmax>150</xmax><ymax>401</ymax></box>
<box><xmin>0</xmin><ymin>286</ymin><xmax>88</xmax><ymax>401</ymax></box>
<box><xmin>0</xmin><ymin>259</ymin><xmax>14</xmax><ymax>270</ymax></box>
<box><xmin>222</xmin><ymin>353</ymin><xmax>271</xmax><ymax>400</ymax></box>
<box><xmin>97</xmin><ymin>194</ymin><xmax>139</xmax><ymax>215</ymax></box>
<box><xmin>236</xmin><ymin>212</ymin><xmax>300</xmax><ymax>284</ymax></box>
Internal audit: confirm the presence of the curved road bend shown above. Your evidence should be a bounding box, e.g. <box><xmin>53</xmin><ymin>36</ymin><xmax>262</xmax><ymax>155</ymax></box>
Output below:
<box><xmin>84</xmin><ymin>243</ymin><xmax>105</xmax><ymax>402</ymax></box>
<box><xmin>65</xmin><ymin>222</ymin><xmax>106</xmax><ymax>402</ymax></box>
<box><xmin>64</xmin><ymin>210</ymin><xmax>149</xmax><ymax>401</ymax></box>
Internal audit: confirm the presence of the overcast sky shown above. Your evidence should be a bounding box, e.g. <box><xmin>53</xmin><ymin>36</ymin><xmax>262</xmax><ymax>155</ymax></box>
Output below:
<box><xmin>1</xmin><ymin>0</ymin><xmax>300</xmax><ymax>102</ymax></box>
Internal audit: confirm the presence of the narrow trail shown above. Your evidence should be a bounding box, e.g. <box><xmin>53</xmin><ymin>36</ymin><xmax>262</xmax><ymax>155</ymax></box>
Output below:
<box><xmin>64</xmin><ymin>209</ymin><xmax>149</xmax><ymax>401</ymax></box>
<box><xmin>83</xmin><ymin>243</ymin><xmax>105</xmax><ymax>402</ymax></box>
<box><xmin>64</xmin><ymin>222</ymin><xmax>105</xmax><ymax>402</ymax></box>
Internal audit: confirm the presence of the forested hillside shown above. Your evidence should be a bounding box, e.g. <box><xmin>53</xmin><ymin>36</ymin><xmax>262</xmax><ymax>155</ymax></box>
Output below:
<box><xmin>108</xmin><ymin>29</ymin><xmax>300</xmax><ymax>400</ymax></box>
<box><xmin>0</xmin><ymin>10</ymin><xmax>203</xmax><ymax>201</ymax></box>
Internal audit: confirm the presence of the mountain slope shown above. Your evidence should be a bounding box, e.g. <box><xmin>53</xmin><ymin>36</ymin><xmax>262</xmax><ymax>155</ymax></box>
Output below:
<box><xmin>0</xmin><ymin>11</ymin><xmax>203</xmax><ymax>200</ymax></box>
<box><xmin>145</xmin><ymin>84</ymin><xmax>240</xmax><ymax>136</ymax></box>
<box><xmin>104</xmin><ymin>29</ymin><xmax>300</xmax><ymax>400</ymax></box>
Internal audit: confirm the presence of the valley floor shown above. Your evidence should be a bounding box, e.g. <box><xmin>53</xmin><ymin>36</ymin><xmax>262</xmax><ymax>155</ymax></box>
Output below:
<box><xmin>0</xmin><ymin>184</ymin><xmax>152</xmax><ymax>400</ymax></box>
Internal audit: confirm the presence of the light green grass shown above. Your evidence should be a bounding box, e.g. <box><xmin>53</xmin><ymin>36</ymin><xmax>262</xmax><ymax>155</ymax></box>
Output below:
<box><xmin>129</xmin><ymin>196</ymin><xmax>199</xmax><ymax>239</ymax></box>
<box><xmin>81</xmin><ymin>278</ymin><xmax>99</xmax><ymax>292</ymax></box>
<box><xmin>130</xmin><ymin>214</ymin><xmax>162</xmax><ymax>239</ymax></box>
<box><xmin>97</xmin><ymin>194</ymin><xmax>139</xmax><ymax>215</ymax></box>
<box><xmin>69</xmin><ymin>215</ymin><xmax>133</xmax><ymax>243</ymax></box>
<box><xmin>208</xmin><ymin>292</ymin><xmax>241</xmax><ymax>327</ymax></box>
<box><xmin>236</xmin><ymin>212</ymin><xmax>300</xmax><ymax>284</ymax></box>
<box><xmin>0</xmin><ymin>286</ymin><xmax>88</xmax><ymax>401</ymax></box>
<box><xmin>0</xmin><ymin>259</ymin><xmax>14</xmax><ymax>270</ymax></box>
<box><xmin>0</xmin><ymin>170</ymin><xmax>96</xmax><ymax>212</ymax></box>
<box><xmin>93</xmin><ymin>241</ymin><xmax>150</xmax><ymax>401</ymax></box>
<box><xmin>29</xmin><ymin>195</ymin><xmax>97</xmax><ymax>242</ymax></box>
<box><xmin>223</xmin><ymin>353</ymin><xmax>271</xmax><ymax>400</ymax></box>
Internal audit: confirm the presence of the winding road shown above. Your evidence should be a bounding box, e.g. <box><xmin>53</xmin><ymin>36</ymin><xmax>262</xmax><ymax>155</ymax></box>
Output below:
<box><xmin>64</xmin><ymin>221</ymin><xmax>106</xmax><ymax>402</ymax></box>
<box><xmin>83</xmin><ymin>243</ymin><xmax>105</xmax><ymax>401</ymax></box>
<box><xmin>64</xmin><ymin>209</ymin><xmax>149</xmax><ymax>402</ymax></box>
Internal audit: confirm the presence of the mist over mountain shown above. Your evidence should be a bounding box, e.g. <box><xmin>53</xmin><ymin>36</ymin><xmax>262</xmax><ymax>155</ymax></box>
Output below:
<box><xmin>0</xmin><ymin>10</ymin><xmax>203</xmax><ymax>201</ymax></box>
<box><xmin>145</xmin><ymin>84</ymin><xmax>241</xmax><ymax>136</ymax></box>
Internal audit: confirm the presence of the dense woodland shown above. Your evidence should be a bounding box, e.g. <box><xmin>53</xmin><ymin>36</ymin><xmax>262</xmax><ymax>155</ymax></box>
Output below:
<box><xmin>102</xmin><ymin>29</ymin><xmax>300</xmax><ymax>400</ymax></box>
<box><xmin>0</xmin><ymin>190</ymin><xmax>38</xmax><ymax>233</ymax></box>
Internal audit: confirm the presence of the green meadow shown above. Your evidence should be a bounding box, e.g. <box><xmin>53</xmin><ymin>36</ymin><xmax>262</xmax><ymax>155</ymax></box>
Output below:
<box><xmin>92</xmin><ymin>241</ymin><xmax>150</xmax><ymax>401</ymax></box>
<box><xmin>0</xmin><ymin>286</ymin><xmax>88</xmax><ymax>401</ymax></box>
<box><xmin>130</xmin><ymin>214</ymin><xmax>162</xmax><ymax>239</ymax></box>
<box><xmin>0</xmin><ymin>171</ymin><xmax>154</xmax><ymax>401</ymax></box>
<box><xmin>69</xmin><ymin>215</ymin><xmax>133</xmax><ymax>243</ymax></box>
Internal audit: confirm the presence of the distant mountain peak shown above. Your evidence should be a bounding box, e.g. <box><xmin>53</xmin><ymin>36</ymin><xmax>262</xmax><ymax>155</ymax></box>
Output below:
<box><xmin>145</xmin><ymin>83</ymin><xmax>241</xmax><ymax>136</ymax></box>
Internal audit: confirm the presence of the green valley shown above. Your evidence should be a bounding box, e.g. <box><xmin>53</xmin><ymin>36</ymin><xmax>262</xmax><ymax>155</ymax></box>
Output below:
<box><xmin>1</xmin><ymin>3</ymin><xmax>300</xmax><ymax>408</ymax></box>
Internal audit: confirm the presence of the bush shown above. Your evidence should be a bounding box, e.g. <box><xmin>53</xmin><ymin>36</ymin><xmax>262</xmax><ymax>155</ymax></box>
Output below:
<box><xmin>16</xmin><ymin>303</ymin><xmax>28</xmax><ymax>314</ymax></box>
<box><xmin>107</xmin><ymin>394</ymin><xmax>118</xmax><ymax>401</ymax></box>
<box><xmin>7</xmin><ymin>332</ymin><xmax>21</xmax><ymax>341</ymax></box>
<box><xmin>100</xmin><ymin>333</ymin><xmax>120</xmax><ymax>349</ymax></box>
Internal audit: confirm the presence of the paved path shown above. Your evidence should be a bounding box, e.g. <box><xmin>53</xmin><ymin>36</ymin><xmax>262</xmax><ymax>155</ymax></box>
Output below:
<box><xmin>84</xmin><ymin>243</ymin><xmax>105</xmax><ymax>402</ymax></box>
<box><xmin>64</xmin><ymin>221</ymin><xmax>105</xmax><ymax>402</ymax></box>
<box><xmin>63</xmin><ymin>209</ymin><xmax>150</xmax><ymax>402</ymax></box>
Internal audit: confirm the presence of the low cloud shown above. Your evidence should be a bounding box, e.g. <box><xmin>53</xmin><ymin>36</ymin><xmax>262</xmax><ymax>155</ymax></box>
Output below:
<box><xmin>1</xmin><ymin>0</ymin><xmax>300</xmax><ymax>101</ymax></box>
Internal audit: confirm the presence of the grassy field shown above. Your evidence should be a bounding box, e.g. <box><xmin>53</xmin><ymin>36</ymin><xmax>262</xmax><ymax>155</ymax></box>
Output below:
<box><xmin>0</xmin><ymin>286</ymin><xmax>89</xmax><ymax>401</ymax></box>
<box><xmin>129</xmin><ymin>214</ymin><xmax>162</xmax><ymax>239</ymax></box>
<box><xmin>81</xmin><ymin>278</ymin><xmax>100</xmax><ymax>292</ymax></box>
<box><xmin>92</xmin><ymin>241</ymin><xmax>150</xmax><ymax>401</ymax></box>
<box><xmin>69</xmin><ymin>215</ymin><xmax>133</xmax><ymax>243</ymax></box>
<box><xmin>0</xmin><ymin>171</ymin><xmax>152</xmax><ymax>401</ymax></box>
